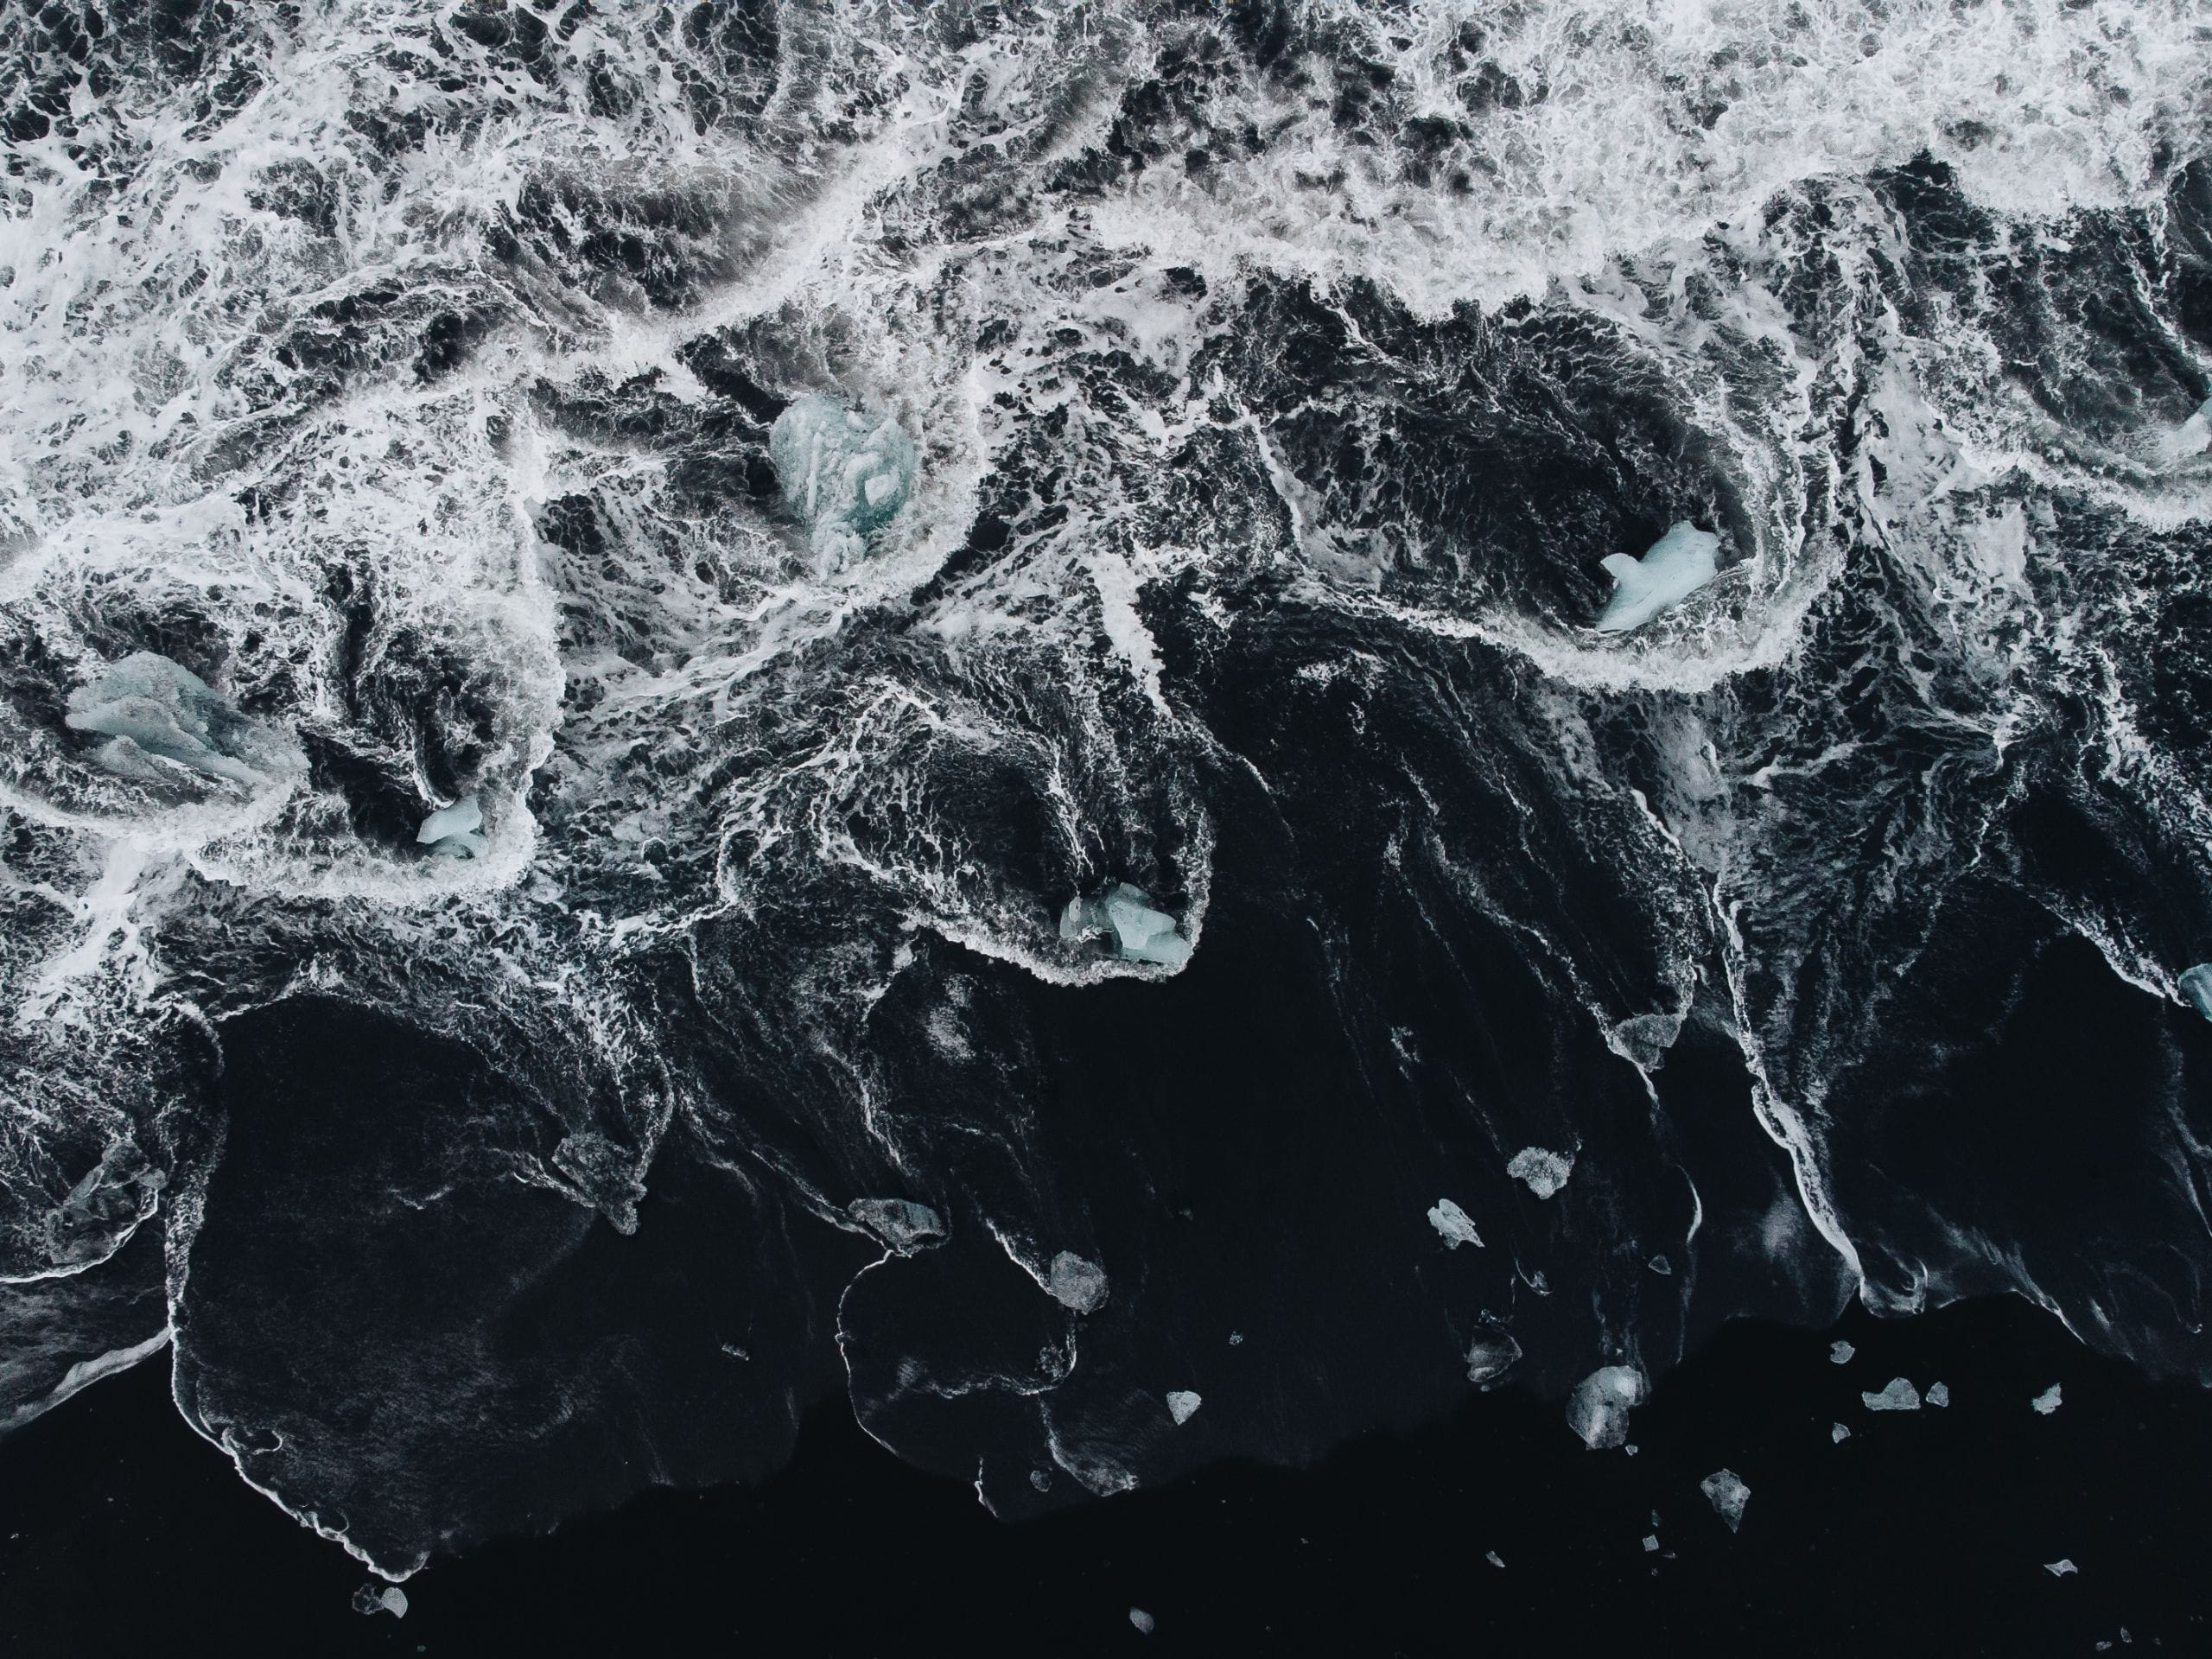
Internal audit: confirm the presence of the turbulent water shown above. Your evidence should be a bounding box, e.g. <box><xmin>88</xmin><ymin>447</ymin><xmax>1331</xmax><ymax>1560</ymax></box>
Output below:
<box><xmin>4</xmin><ymin>0</ymin><xmax>2212</xmax><ymax>1580</ymax></box>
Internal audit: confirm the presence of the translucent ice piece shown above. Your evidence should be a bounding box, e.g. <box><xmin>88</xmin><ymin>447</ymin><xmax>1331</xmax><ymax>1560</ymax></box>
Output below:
<box><xmin>66</xmin><ymin>652</ymin><xmax>301</xmax><ymax>789</ymax></box>
<box><xmin>1829</xmin><ymin>1340</ymin><xmax>1855</xmax><ymax>1364</ymax></box>
<box><xmin>1427</xmin><ymin>1198</ymin><xmax>1483</xmax><ymax>1249</ymax></box>
<box><xmin>351</xmin><ymin>1584</ymin><xmax>409</xmax><ymax>1618</ymax></box>
<box><xmin>1593</xmin><ymin>524</ymin><xmax>1720</xmax><ymax>632</ymax></box>
<box><xmin>1166</xmin><ymin>1389</ymin><xmax>1202</xmax><ymax>1425</ymax></box>
<box><xmin>1506</xmin><ymin>1147</ymin><xmax>1573</xmax><ymax>1199</ymax></box>
<box><xmin>1464</xmin><ymin>1329</ymin><xmax>1522</xmax><ymax>1386</ymax></box>
<box><xmin>1129</xmin><ymin>1609</ymin><xmax>1156</xmax><ymax>1635</ymax></box>
<box><xmin>2031</xmin><ymin>1383</ymin><xmax>2062</xmax><ymax>1415</ymax></box>
<box><xmin>768</xmin><ymin>394</ymin><xmax>918</xmax><ymax>568</ymax></box>
<box><xmin>416</xmin><ymin>795</ymin><xmax>483</xmax><ymax>845</ymax></box>
<box><xmin>1831</xmin><ymin>1422</ymin><xmax>1851</xmax><ymax>1443</ymax></box>
<box><xmin>2044</xmin><ymin>1559</ymin><xmax>2077</xmax><ymax>1579</ymax></box>
<box><xmin>1862</xmin><ymin>1377</ymin><xmax>1921</xmax><ymax>1412</ymax></box>
<box><xmin>849</xmin><ymin>1198</ymin><xmax>946</xmax><ymax>1252</ymax></box>
<box><xmin>1063</xmin><ymin>883</ymin><xmax>1192</xmax><ymax>967</ymax></box>
<box><xmin>1566</xmin><ymin>1363</ymin><xmax>1647</xmax><ymax>1450</ymax></box>
<box><xmin>2180</xmin><ymin>963</ymin><xmax>2212</xmax><ymax>1020</ymax></box>
<box><xmin>1700</xmin><ymin>1468</ymin><xmax>1751</xmax><ymax>1532</ymax></box>
<box><xmin>1046</xmin><ymin>1250</ymin><xmax>1109</xmax><ymax>1314</ymax></box>
<box><xmin>1927</xmin><ymin>1381</ymin><xmax>1949</xmax><ymax>1408</ymax></box>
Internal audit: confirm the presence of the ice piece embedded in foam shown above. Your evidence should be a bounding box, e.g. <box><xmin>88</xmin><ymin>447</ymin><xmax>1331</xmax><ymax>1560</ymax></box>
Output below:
<box><xmin>416</xmin><ymin>795</ymin><xmax>486</xmax><ymax>856</ymax></box>
<box><xmin>1046</xmin><ymin>1250</ymin><xmax>1109</xmax><ymax>1314</ymax></box>
<box><xmin>1566</xmin><ymin>1363</ymin><xmax>1647</xmax><ymax>1449</ymax></box>
<box><xmin>768</xmin><ymin>393</ymin><xmax>918</xmax><ymax>568</ymax></box>
<box><xmin>1062</xmin><ymin>883</ymin><xmax>1192</xmax><ymax>968</ymax></box>
<box><xmin>1592</xmin><ymin>523</ymin><xmax>1720</xmax><ymax>632</ymax></box>
<box><xmin>2178</xmin><ymin>963</ymin><xmax>2212</xmax><ymax>1021</ymax></box>
<box><xmin>1166</xmin><ymin>1389</ymin><xmax>1202</xmax><ymax>1425</ymax></box>
<box><xmin>1700</xmin><ymin>1468</ymin><xmax>1751</xmax><ymax>1532</ymax></box>
<box><xmin>66</xmin><ymin>652</ymin><xmax>302</xmax><ymax>789</ymax></box>
<box><xmin>1506</xmin><ymin>1147</ymin><xmax>1573</xmax><ymax>1199</ymax></box>
<box><xmin>1427</xmin><ymin>1198</ymin><xmax>1483</xmax><ymax>1249</ymax></box>
<box><xmin>1862</xmin><ymin>1377</ymin><xmax>1921</xmax><ymax>1412</ymax></box>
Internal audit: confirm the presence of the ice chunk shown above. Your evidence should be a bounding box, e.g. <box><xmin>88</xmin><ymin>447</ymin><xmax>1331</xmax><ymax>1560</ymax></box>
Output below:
<box><xmin>2178</xmin><ymin>963</ymin><xmax>2212</xmax><ymax>1021</ymax></box>
<box><xmin>1700</xmin><ymin>1468</ymin><xmax>1751</xmax><ymax>1533</ymax></box>
<box><xmin>1506</xmin><ymin>1147</ymin><xmax>1573</xmax><ymax>1199</ymax></box>
<box><xmin>1593</xmin><ymin>523</ymin><xmax>1720</xmax><ymax>632</ymax></box>
<box><xmin>2158</xmin><ymin>397</ymin><xmax>2212</xmax><ymax>462</ymax></box>
<box><xmin>1129</xmin><ymin>1608</ymin><xmax>1156</xmax><ymax>1635</ymax></box>
<box><xmin>1228</xmin><ymin>1331</ymin><xmax>1243</xmax><ymax>1346</ymax></box>
<box><xmin>1831</xmin><ymin>1422</ymin><xmax>1851</xmax><ymax>1443</ymax></box>
<box><xmin>1647</xmin><ymin>1254</ymin><xmax>1672</xmax><ymax>1275</ymax></box>
<box><xmin>1484</xmin><ymin>1550</ymin><xmax>1505</xmax><ymax>1569</ymax></box>
<box><xmin>1427</xmin><ymin>1198</ymin><xmax>1484</xmax><ymax>1249</ymax></box>
<box><xmin>1046</xmin><ymin>1250</ymin><xmax>1109</xmax><ymax>1314</ymax></box>
<box><xmin>2044</xmin><ymin>1559</ymin><xmax>2077</xmax><ymax>1579</ymax></box>
<box><xmin>1862</xmin><ymin>1377</ymin><xmax>1921</xmax><ymax>1412</ymax></box>
<box><xmin>1029</xmin><ymin>1469</ymin><xmax>1050</xmax><ymax>1492</ymax></box>
<box><xmin>66</xmin><ymin>652</ymin><xmax>301</xmax><ymax>789</ymax></box>
<box><xmin>2031</xmin><ymin>1383</ymin><xmax>2062</xmax><ymax>1415</ymax></box>
<box><xmin>1061</xmin><ymin>883</ymin><xmax>1192</xmax><ymax>968</ymax></box>
<box><xmin>1829</xmin><ymin>1340</ymin><xmax>1854</xmax><ymax>1364</ymax></box>
<box><xmin>1642</xmin><ymin>1535</ymin><xmax>1660</xmax><ymax>1552</ymax></box>
<box><xmin>351</xmin><ymin>1583</ymin><xmax>409</xmax><ymax>1618</ymax></box>
<box><xmin>1166</xmin><ymin>1389</ymin><xmax>1202</xmax><ymax>1425</ymax></box>
<box><xmin>1927</xmin><ymin>1381</ymin><xmax>1949</xmax><ymax>1408</ymax></box>
<box><xmin>416</xmin><ymin>794</ymin><xmax>486</xmax><ymax>857</ymax></box>
<box><xmin>1566</xmin><ymin>1364</ymin><xmax>1647</xmax><ymax>1450</ymax></box>
<box><xmin>848</xmin><ymin>1198</ymin><xmax>946</xmax><ymax>1252</ymax></box>
<box><xmin>768</xmin><ymin>393</ymin><xmax>918</xmax><ymax>569</ymax></box>
<box><xmin>1464</xmin><ymin>1328</ymin><xmax>1522</xmax><ymax>1386</ymax></box>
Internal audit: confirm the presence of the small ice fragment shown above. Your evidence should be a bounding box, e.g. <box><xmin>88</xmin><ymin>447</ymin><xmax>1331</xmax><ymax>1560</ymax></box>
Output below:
<box><xmin>1624</xmin><ymin>1443</ymin><xmax>1638</xmax><ymax>1457</ymax></box>
<box><xmin>1862</xmin><ymin>1377</ymin><xmax>1921</xmax><ymax>1412</ymax></box>
<box><xmin>2032</xmin><ymin>1383</ymin><xmax>2062</xmax><ymax>1415</ymax></box>
<box><xmin>1427</xmin><ymin>1198</ymin><xmax>1484</xmax><ymax>1249</ymax></box>
<box><xmin>1030</xmin><ymin>1469</ymin><xmax>1050</xmax><ymax>1491</ymax></box>
<box><xmin>2179</xmin><ymin>963</ymin><xmax>2212</xmax><ymax>1021</ymax></box>
<box><xmin>1129</xmin><ymin>1608</ymin><xmax>1156</xmax><ymax>1635</ymax></box>
<box><xmin>1484</xmin><ymin>1550</ymin><xmax>1505</xmax><ymax>1569</ymax></box>
<box><xmin>1829</xmin><ymin>1340</ymin><xmax>1854</xmax><ymax>1364</ymax></box>
<box><xmin>1228</xmin><ymin>1331</ymin><xmax>1243</xmax><ymax>1346</ymax></box>
<box><xmin>848</xmin><ymin>1197</ymin><xmax>945</xmax><ymax>1252</ymax></box>
<box><xmin>1046</xmin><ymin>1250</ymin><xmax>1109</xmax><ymax>1313</ymax></box>
<box><xmin>1648</xmin><ymin>1254</ymin><xmax>1672</xmax><ymax>1275</ymax></box>
<box><xmin>1927</xmin><ymin>1382</ymin><xmax>1949</xmax><ymax>1408</ymax></box>
<box><xmin>1642</xmin><ymin>1535</ymin><xmax>1660</xmax><ymax>1552</ymax></box>
<box><xmin>1506</xmin><ymin>1147</ymin><xmax>1573</xmax><ymax>1199</ymax></box>
<box><xmin>1465</xmin><ymin>1328</ymin><xmax>1522</xmax><ymax>1386</ymax></box>
<box><xmin>1166</xmin><ymin>1390</ymin><xmax>1202</xmax><ymax>1426</ymax></box>
<box><xmin>1831</xmin><ymin>1422</ymin><xmax>1851</xmax><ymax>1443</ymax></box>
<box><xmin>416</xmin><ymin>795</ymin><xmax>482</xmax><ymax>846</ymax></box>
<box><xmin>1593</xmin><ymin>523</ymin><xmax>1720</xmax><ymax>632</ymax></box>
<box><xmin>352</xmin><ymin>1584</ymin><xmax>409</xmax><ymax>1618</ymax></box>
<box><xmin>1566</xmin><ymin>1364</ymin><xmax>1648</xmax><ymax>1450</ymax></box>
<box><xmin>2044</xmin><ymin>1559</ymin><xmax>2077</xmax><ymax>1579</ymax></box>
<box><xmin>1700</xmin><ymin>1468</ymin><xmax>1751</xmax><ymax>1533</ymax></box>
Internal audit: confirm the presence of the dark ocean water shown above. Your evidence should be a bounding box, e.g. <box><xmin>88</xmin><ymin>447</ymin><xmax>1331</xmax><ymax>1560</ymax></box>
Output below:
<box><xmin>4</xmin><ymin>0</ymin><xmax>2212</xmax><ymax>1636</ymax></box>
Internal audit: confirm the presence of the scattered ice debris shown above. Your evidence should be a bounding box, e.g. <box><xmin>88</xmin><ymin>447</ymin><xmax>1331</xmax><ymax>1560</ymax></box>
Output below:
<box><xmin>1647</xmin><ymin>1254</ymin><xmax>1672</xmax><ymax>1275</ymax></box>
<box><xmin>2032</xmin><ymin>1383</ymin><xmax>2063</xmax><ymax>1415</ymax></box>
<box><xmin>1506</xmin><ymin>1147</ymin><xmax>1574</xmax><ymax>1199</ymax></box>
<box><xmin>1059</xmin><ymin>883</ymin><xmax>1192</xmax><ymax>968</ymax></box>
<box><xmin>1465</xmin><ymin>1328</ymin><xmax>1522</xmax><ymax>1387</ymax></box>
<box><xmin>768</xmin><ymin>393</ymin><xmax>917</xmax><ymax>570</ymax></box>
<box><xmin>1829</xmin><ymin>1340</ymin><xmax>1855</xmax><ymax>1365</ymax></box>
<box><xmin>1427</xmin><ymin>1198</ymin><xmax>1484</xmax><ymax>1249</ymax></box>
<box><xmin>1129</xmin><ymin>1608</ymin><xmax>1156</xmax><ymax>1636</ymax></box>
<box><xmin>1700</xmin><ymin>1469</ymin><xmax>1751</xmax><ymax>1533</ymax></box>
<box><xmin>1862</xmin><ymin>1377</ymin><xmax>1921</xmax><ymax>1412</ymax></box>
<box><xmin>1643</xmin><ymin>1535</ymin><xmax>1660</xmax><ymax>1552</ymax></box>
<box><xmin>1046</xmin><ymin>1250</ymin><xmax>1110</xmax><ymax>1314</ymax></box>
<box><xmin>719</xmin><ymin>1344</ymin><xmax>750</xmax><ymax>1361</ymax></box>
<box><xmin>848</xmin><ymin>1198</ymin><xmax>946</xmax><ymax>1253</ymax></box>
<box><xmin>1831</xmin><ymin>1422</ymin><xmax>1851</xmax><ymax>1443</ymax></box>
<box><xmin>1227</xmin><ymin>1331</ymin><xmax>1243</xmax><ymax>1346</ymax></box>
<box><xmin>1484</xmin><ymin>1550</ymin><xmax>1505</xmax><ymax>1569</ymax></box>
<box><xmin>416</xmin><ymin>794</ymin><xmax>484</xmax><ymax>858</ymax></box>
<box><xmin>1927</xmin><ymin>1382</ymin><xmax>1949</xmax><ymax>1408</ymax></box>
<box><xmin>2179</xmin><ymin>963</ymin><xmax>2212</xmax><ymax>1022</ymax></box>
<box><xmin>351</xmin><ymin>1584</ymin><xmax>409</xmax><ymax>1618</ymax></box>
<box><xmin>1593</xmin><ymin>523</ymin><xmax>1720</xmax><ymax>632</ymax></box>
<box><xmin>1566</xmin><ymin>1364</ymin><xmax>1648</xmax><ymax>1450</ymax></box>
<box><xmin>2044</xmin><ymin>1559</ymin><xmax>2077</xmax><ymax>1579</ymax></box>
<box><xmin>1166</xmin><ymin>1390</ymin><xmax>1203</xmax><ymax>1426</ymax></box>
<box><xmin>67</xmin><ymin>652</ymin><xmax>302</xmax><ymax>789</ymax></box>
